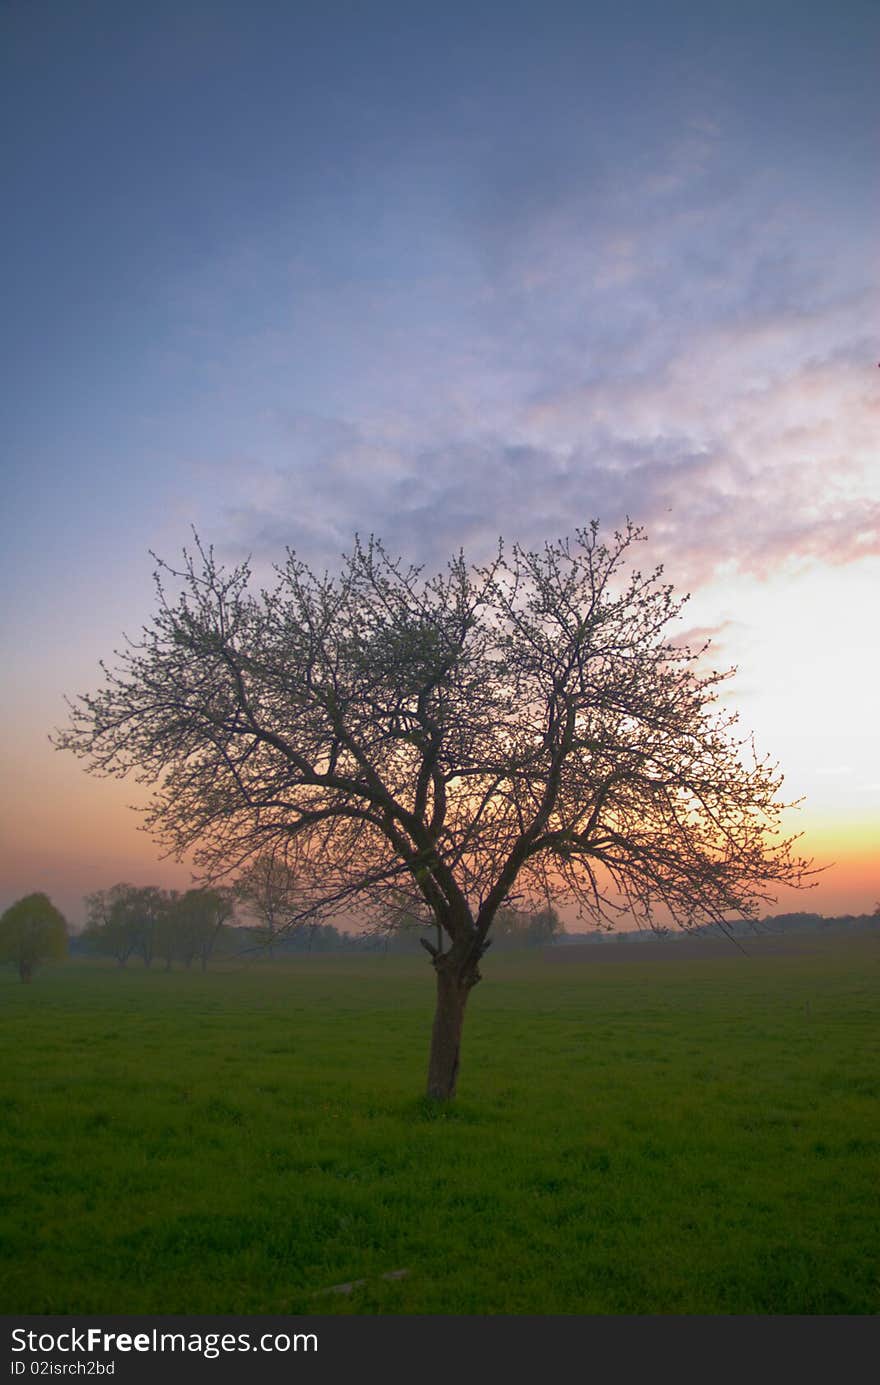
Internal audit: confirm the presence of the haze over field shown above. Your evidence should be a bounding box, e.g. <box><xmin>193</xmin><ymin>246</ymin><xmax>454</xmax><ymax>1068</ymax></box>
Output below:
<box><xmin>2</xmin><ymin>1</ymin><xmax>877</xmax><ymax>924</ymax></box>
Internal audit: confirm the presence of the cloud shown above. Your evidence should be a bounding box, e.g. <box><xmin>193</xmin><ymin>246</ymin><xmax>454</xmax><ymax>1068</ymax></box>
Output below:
<box><xmin>508</xmin><ymin>286</ymin><xmax>880</xmax><ymax>583</ymax></box>
<box><xmin>174</xmin><ymin>120</ymin><xmax>876</xmax><ymax>595</ymax></box>
<box><xmin>212</xmin><ymin>325</ymin><xmax>879</xmax><ymax>589</ymax></box>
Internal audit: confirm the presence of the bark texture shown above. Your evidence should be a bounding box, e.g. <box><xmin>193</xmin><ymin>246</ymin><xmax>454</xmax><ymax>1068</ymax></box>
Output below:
<box><xmin>426</xmin><ymin>955</ymin><xmax>482</xmax><ymax>1100</ymax></box>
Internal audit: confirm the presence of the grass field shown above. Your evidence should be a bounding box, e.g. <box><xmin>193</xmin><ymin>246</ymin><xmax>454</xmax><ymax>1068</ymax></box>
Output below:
<box><xmin>2</xmin><ymin>937</ymin><xmax>878</xmax><ymax>1314</ymax></box>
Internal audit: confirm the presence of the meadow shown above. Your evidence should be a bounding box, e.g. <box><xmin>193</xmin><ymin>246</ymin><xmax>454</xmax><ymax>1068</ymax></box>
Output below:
<box><xmin>1</xmin><ymin>937</ymin><xmax>878</xmax><ymax>1315</ymax></box>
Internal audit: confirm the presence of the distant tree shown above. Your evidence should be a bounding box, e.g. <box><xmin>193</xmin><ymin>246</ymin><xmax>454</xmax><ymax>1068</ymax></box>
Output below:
<box><xmin>154</xmin><ymin>889</ymin><xmax>181</xmax><ymax>970</ymax></box>
<box><xmin>286</xmin><ymin>921</ymin><xmax>345</xmax><ymax>953</ymax></box>
<box><xmin>132</xmin><ymin>886</ymin><xmax>170</xmax><ymax>968</ymax></box>
<box><xmin>526</xmin><ymin>905</ymin><xmax>563</xmax><ymax>947</ymax></box>
<box><xmin>233</xmin><ymin>850</ymin><xmax>301</xmax><ymax>956</ymax></box>
<box><xmin>493</xmin><ymin>904</ymin><xmax>563</xmax><ymax>948</ymax></box>
<box><xmin>174</xmin><ymin>887</ymin><xmax>234</xmax><ymax>971</ymax></box>
<box><xmin>317</xmin><ymin>923</ymin><xmax>344</xmax><ymax>952</ymax></box>
<box><xmin>767</xmin><ymin>911</ymin><xmax>823</xmax><ymax>934</ymax></box>
<box><xmin>83</xmin><ymin>884</ymin><xmax>141</xmax><ymax>966</ymax></box>
<box><xmin>0</xmin><ymin>893</ymin><xmax>67</xmax><ymax>982</ymax></box>
<box><xmin>56</xmin><ymin>523</ymin><xmax>815</xmax><ymax>1099</ymax></box>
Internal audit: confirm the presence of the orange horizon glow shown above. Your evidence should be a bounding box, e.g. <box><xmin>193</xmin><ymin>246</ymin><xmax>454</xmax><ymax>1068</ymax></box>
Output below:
<box><xmin>2</xmin><ymin>769</ymin><xmax>875</xmax><ymax>931</ymax></box>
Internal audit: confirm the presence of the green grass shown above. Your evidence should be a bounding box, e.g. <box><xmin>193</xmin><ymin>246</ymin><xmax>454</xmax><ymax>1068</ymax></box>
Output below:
<box><xmin>1</xmin><ymin>938</ymin><xmax>878</xmax><ymax>1314</ymax></box>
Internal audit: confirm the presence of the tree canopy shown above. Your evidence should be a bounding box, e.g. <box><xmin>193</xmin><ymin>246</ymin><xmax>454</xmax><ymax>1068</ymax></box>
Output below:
<box><xmin>0</xmin><ymin>893</ymin><xmax>68</xmax><ymax>982</ymax></box>
<box><xmin>56</xmin><ymin>522</ymin><xmax>813</xmax><ymax>1096</ymax></box>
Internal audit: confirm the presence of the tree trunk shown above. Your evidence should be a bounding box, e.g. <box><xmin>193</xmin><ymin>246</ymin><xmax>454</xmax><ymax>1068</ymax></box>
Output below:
<box><xmin>426</xmin><ymin>957</ymin><xmax>481</xmax><ymax>1101</ymax></box>
<box><xmin>18</xmin><ymin>959</ymin><xmax>33</xmax><ymax>984</ymax></box>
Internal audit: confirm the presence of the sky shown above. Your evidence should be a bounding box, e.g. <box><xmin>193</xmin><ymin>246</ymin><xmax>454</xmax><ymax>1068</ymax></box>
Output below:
<box><xmin>2</xmin><ymin>0</ymin><xmax>878</xmax><ymax>927</ymax></box>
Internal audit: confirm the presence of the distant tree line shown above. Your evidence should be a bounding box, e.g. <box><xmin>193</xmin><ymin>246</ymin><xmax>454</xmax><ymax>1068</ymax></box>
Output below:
<box><xmin>690</xmin><ymin>910</ymin><xmax>880</xmax><ymax>939</ymax></box>
<box><xmin>75</xmin><ymin>870</ymin><xmax>565</xmax><ymax>966</ymax></box>
<box><xmin>80</xmin><ymin>884</ymin><xmax>235</xmax><ymax>970</ymax></box>
<box><xmin>3</xmin><ymin>877</ymin><xmax>876</xmax><ymax>985</ymax></box>
<box><xmin>569</xmin><ymin>909</ymin><xmax>880</xmax><ymax>944</ymax></box>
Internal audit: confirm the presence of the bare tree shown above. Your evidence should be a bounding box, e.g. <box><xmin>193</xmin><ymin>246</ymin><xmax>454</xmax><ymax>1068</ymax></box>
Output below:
<box><xmin>233</xmin><ymin>849</ymin><xmax>301</xmax><ymax>956</ymax></box>
<box><xmin>55</xmin><ymin>523</ymin><xmax>814</xmax><ymax>1098</ymax></box>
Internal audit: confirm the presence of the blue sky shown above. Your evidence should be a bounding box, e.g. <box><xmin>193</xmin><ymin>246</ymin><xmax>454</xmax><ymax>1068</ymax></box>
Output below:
<box><xmin>2</xmin><ymin>1</ymin><xmax>878</xmax><ymax>919</ymax></box>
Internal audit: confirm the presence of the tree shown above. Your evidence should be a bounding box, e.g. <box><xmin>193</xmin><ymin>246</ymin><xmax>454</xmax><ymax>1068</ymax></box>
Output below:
<box><xmin>84</xmin><ymin>883</ymin><xmax>142</xmax><ymax>967</ymax></box>
<box><xmin>526</xmin><ymin>905</ymin><xmax>563</xmax><ymax>947</ymax></box>
<box><xmin>494</xmin><ymin>904</ymin><xmax>563</xmax><ymax>948</ymax></box>
<box><xmin>132</xmin><ymin>886</ymin><xmax>169</xmax><ymax>968</ymax></box>
<box><xmin>173</xmin><ymin>887</ymin><xmax>234</xmax><ymax>970</ymax></box>
<box><xmin>233</xmin><ymin>850</ymin><xmax>301</xmax><ymax>956</ymax></box>
<box><xmin>154</xmin><ymin>889</ymin><xmax>181</xmax><ymax>970</ymax></box>
<box><xmin>84</xmin><ymin>884</ymin><xmax>181</xmax><ymax>968</ymax></box>
<box><xmin>55</xmin><ymin>523</ymin><xmax>814</xmax><ymax>1098</ymax></box>
<box><xmin>0</xmin><ymin>893</ymin><xmax>67</xmax><ymax>982</ymax></box>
